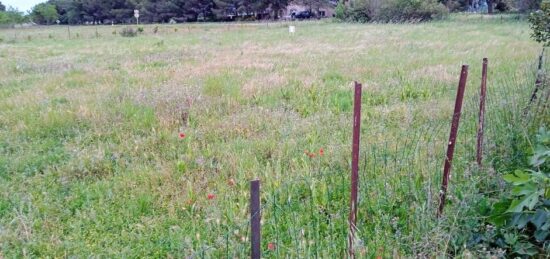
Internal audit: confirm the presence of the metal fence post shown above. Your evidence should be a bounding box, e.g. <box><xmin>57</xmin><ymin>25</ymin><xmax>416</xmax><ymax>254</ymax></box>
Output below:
<box><xmin>250</xmin><ymin>179</ymin><xmax>261</xmax><ymax>259</ymax></box>
<box><xmin>348</xmin><ymin>81</ymin><xmax>362</xmax><ymax>258</ymax></box>
<box><xmin>477</xmin><ymin>58</ymin><xmax>488</xmax><ymax>167</ymax></box>
<box><xmin>438</xmin><ymin>65</ymin><xmax>468</xmax><ymax>217</ymax></box>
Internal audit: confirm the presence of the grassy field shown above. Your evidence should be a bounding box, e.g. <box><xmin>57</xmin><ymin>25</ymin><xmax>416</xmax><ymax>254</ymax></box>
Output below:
<box><xmin>0</xmin><ymin>15</ymin><xmax>545</xmax><ymax>257</ymax></box>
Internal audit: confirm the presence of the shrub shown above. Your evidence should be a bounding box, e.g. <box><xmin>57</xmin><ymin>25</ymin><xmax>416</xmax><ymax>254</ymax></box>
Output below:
<box><xmin>496</xmin><ymin>1</ymin><xmax>510</xmax><ymax>12</ymax></box>
<box><xmin>378</xmin><ymin>0</ymin><xmax>449</xmax><ymax>22</ymax></box>
<box><xmin>340</xmin><ymin>0</ymin><xmax>448</xmax><ymax>23</ymax></box>
<box><xmin>120</xmin><ymin>27</ymin><xmax>137</xmax><ymax>37</ymax></box>
<box><xmin>484</xmin><ymin>127</ymin><xmax>550</xmax><ymax>256</ymax></box>
<box><xmin>137</xmin><ymin>27</ymin><xmax>144</xmax><ymax>33</ymax></box>
<box><xmin>335</xmin><ymin>1</ymin><xmax>347</xmax><ymax>20</ymax></box>
<box><xmin>347</xmin><ymin>0</ymin><xmax>372</xmax><ymax>22</ymax></box>
<box><xmin>529</xmin><ymin>0</ymin><xmax>550</xmax><ymax>46</ymax></box>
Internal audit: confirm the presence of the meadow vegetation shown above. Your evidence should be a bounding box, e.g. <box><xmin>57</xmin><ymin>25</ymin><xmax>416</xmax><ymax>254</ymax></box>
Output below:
<box><xmin>0</xmin><ymin>14</ymin><xmax>548</xmax><ymax>257</ymax></box>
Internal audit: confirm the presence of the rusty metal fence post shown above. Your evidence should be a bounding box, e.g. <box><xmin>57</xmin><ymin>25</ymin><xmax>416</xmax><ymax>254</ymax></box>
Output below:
<box><xmin>250</xmin><ymin>179</ymin><xmax>261</xmax><ymax>259</ymax></box>
<box><xmin>477</xmin><ymin>58</ymin><xmax>488</xmax><ymax>167</ymax></box>
<box><xmin>348</xmin><ymin>81</ymin><xmax>362</xmax><ymax>258</ymax></box>
<box><xmin>437</xmin><ymin>65</ymin><xmax>468</xmax><ymax>217</ymax></box>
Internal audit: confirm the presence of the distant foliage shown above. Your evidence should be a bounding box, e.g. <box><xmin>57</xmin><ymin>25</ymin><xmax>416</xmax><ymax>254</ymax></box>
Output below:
<box><xmin>120</xmin><ymin>27</ymin><xmax>138</xmax><ymax>37</ymax></box>
<box><xmin>334</xmin><ymin>1</ymin><xmax>347</xmax><ymax>20</ymax></box>
<box><xmin>0</xmin><ymin>7</ymin><xmax>26</xmax><ymax>25</ymax></box>
<box><xmin>378</xmin><ymin>0</ymin><xmax>449</xmax><ymax>22</ymax></box>
<box><xmin>337</xmin><ymin>0</ymin><xmax>448</xmax><ymax>23</ymax></box>
<box><xmin>529</xmin><ymin>0</ymin><xmax>550</xmax><ymax>46</ymax></box>
<box><xmin>517</xmin><ymin>0</ymin><xmax>543</xmax><ymax>11</ymax></box>
<box><xmin>348</xmin><ymin>0</ymin><xmax>373</xmax><ymax>22</ymax></box>
<box><xmin>496</xmin><ymin>1</ymin><xmax>511</xmax><ymax>11</ymax></box>
<box><xmin>31</xmin><ymin>3</ymin><xmax>59</xmax><ymax>25</ymax></box>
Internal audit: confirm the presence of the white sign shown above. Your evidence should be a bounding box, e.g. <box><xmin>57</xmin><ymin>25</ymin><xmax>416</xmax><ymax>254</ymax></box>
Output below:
<box><xmin>289</xmin><ymin>25</ymin><xmax>295</xmax><ymax>34</ymax></box>
<box><xmin>134</xmin><ymin>10</ymin><xmax>140</xmax><ymax>18</ymax></box>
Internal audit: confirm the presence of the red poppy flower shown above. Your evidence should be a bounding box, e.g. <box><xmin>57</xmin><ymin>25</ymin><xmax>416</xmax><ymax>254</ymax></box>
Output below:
<box><xmin>319</xmin><ymin>148</ymin><xmax>324</xmax><ymax>156</ymax></box>
<box><xmin>267</xmin><ymin>242</ymin><xmax>276</xmax><ymax>251</ymax></box>
<box><xmin>179</xmin><ymin>132</ymin><xmax>186</xmax><ymax>139</ymax></box>
<box><xmin>308</xmin><ymin>152</ymin><xmax>316</xmax><ymax>158</ymax></box>
<box><xmin>207</xmin><ymin>193</ymin><xmax>215</xmax><ymax>200</ymax></box>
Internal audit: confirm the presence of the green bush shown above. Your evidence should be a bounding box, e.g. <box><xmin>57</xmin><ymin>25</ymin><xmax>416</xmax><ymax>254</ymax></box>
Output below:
<box><xmin>377</xmin><ymin>0</ymin><xmax>449</xmax><ymax>22</ymax></box>
<box><xmin>529</xmin><ymin>0</ymin><xmax>550</xmax><ymax>46</ymax></box>
<box><xmin>338</xmin><ymin>0</ymin><xmax>448</xmax><ymax>23</ymax></box>
<box><xmin>348</xmin><ymin>0</ymin><xmax>372</xmax><ymax>22</ymax></box>
<box><xmin>496</xmin><ymin>1</ymin><xmax>510</xmax><ymax>12</ymax></box>
<box><xmin>335</xmin><ymin>1</ymin><xmax>347</xmax><ymax>20</ymax></box>
<box><xmin>486</xmin><ymin>127</ymin><xmax>550</xmax><ymax>256</ymax></box>
<box><xmin>120</xmin><ymin>27</ymin><xmax>138</xmax><ymax>37</ymax></box>
<box><xmin>463</xmin><ymin>127</ymin><xmax>550</xmax><ymax>257</ymax></box>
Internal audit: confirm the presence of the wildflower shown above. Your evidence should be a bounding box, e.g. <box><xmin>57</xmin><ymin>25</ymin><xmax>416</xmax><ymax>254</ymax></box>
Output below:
<box><xmin>304</xmin><ymin>150</ymin><xmax>316</xmax><ymax>158</ymax></box>
<box><xmin>228</xmin><ymin>178</ymin><xmax>236</xmax><ymax>186</ymax></box>
<box><xmin>207</xmin><ymin>193</ymin><xmax>215</xmax><ymax>200</ymax></box>
<box><xmin>267</xmin><ymin>242</ymin><xmax>276</xmax><ymax>251</ymax></box>
<box><xmin>179</xmin><ymin>132</ymin><xmax>186</xmax><ymax>139</ymax></box>
<box><xmin>319</xmin><ymin>148</ymin><xmax>324</xmax><ymax>156</ymax></box>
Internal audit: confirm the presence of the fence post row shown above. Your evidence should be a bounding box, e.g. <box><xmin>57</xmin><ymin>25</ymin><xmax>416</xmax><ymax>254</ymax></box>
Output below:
<box><xmin>348</xmin><ymin>81</ymin><xmax>362</xmax><ymax>258</ymax></box>
<box><xmin>250</xmin><ymin>179</ymin><xmax>261</xmax><ymax>259</ymax></box>
<box><xmin>438</xmin><ymin>65</ymin><xmax>468</xmax><ymax>217</ymax></box>
<box><xmin>477</xmin><ymin>58</ymin><xmax>488</xmax><ymax>167</ymax></box>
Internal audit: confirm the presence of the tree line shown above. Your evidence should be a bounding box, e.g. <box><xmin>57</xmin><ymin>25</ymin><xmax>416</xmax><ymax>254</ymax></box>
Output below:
<box><xmin>0</xmin><ymin>0</ymin><xmax>545</xmax><ymax>25</ymax></box>
<box><xmin>0</xmin><ymin>0</ymin><xmax>310</xmax><ymax>25</ymax></box>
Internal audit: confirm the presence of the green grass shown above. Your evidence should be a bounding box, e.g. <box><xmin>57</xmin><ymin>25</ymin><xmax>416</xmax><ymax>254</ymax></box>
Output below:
<box><xmin>0</xmin><ymin>14</ymin><xmax>546</xmax><ymax>257</ymax></box>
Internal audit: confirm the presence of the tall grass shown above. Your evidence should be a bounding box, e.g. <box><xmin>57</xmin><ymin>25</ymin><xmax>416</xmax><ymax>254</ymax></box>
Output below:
<box><xmin>0</xmin><ymin>15</ymin><xmax>545</xmax><ymax>257</ymax></box>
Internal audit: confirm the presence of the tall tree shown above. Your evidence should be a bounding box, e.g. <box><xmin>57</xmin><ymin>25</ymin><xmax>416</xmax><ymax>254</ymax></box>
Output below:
<box><xmin>80</xmin><ymin>0</ymin><xmax>110</xmax><ymax>23</ymax></box>
<box><xmin>0</xmin><ymin>7</ymin><xmax>26</xmax><ymax>24</ymax></box>
<box><xmin>292</xmin><ymin>0</ymin><xmax>330</xmax><ymax>13</ymax></box>
<box><xmin>213</xmin><ymin>0</ymin><xmax>241</xmax><ymax>18</ymax></box>
<box><xmin>0</xmin><ymin>1</ymin><xmax>6</xmax><ymax>11</ymax></box>
<box><xmin>183</xmin><ymin>0</ymin><xmax>215</xmax><ymax>21</ymax></box>
<box><xmin>264</xmin><ymin>0</ymin><xmax>291</xmax><ymax>19</ymax></box>
<box><xmin>109</xmin><ymin>0</ymin><xmax>135</xmax><ymax>23</ymax></box>
<box><xmin>32</xmin><ymin>3</ymin><xmax>60</xmax><ymax>24</ymax></box>
<box><xmin>143</xmin><ymin>0</ymin><xmax>181</xmax><ymax>23</ymax></box>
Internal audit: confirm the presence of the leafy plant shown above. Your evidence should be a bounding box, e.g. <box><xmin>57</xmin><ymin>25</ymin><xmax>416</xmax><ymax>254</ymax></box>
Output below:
<box><xmin>529</xmin><ymin>0</ymin><xmax>550</xmax><ymax>46</ymax></box>
<box><xmin>120</xmin><ymin>27</ymin><xmax>137</xmax><ymax>37</ymax></box>
<box><xmin>487</xmin><ymin>127</ymin><xmax>550</xmax><ymax>256</ymax></box>
<box><xmin>334</xmin><ymin>1</ymin><xmax>347</xmax><ymax>21</ymax></box>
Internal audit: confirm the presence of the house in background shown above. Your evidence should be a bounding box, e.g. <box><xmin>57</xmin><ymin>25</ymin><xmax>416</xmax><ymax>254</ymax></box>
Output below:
<box><xmin>281</xmin><ymin>0</ymin><xmax>338</xmax><ymax>19</ymax></box>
